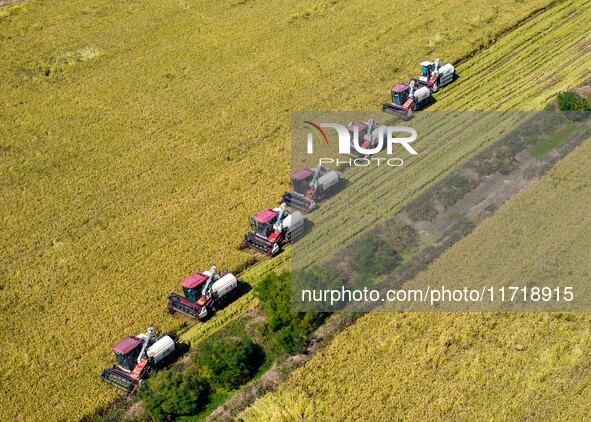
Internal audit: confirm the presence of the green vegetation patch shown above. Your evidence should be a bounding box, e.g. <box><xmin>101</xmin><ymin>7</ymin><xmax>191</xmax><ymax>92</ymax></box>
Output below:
<box><xmin>138</xmin><ymin>368</ymin><xmax>211</xmax><ymax>422</ymax></box>
<box><xmin>193</xmin><ymin>331</ymin><xmax>264</xmax><ymax>391</ymax></box>
<box><xmin>257</xmin><ymin>271</ymin><xmax>328</xmax><ymax>354</ymax></box>
<box><xmin>530</xmin><ymin>124</ymin><xmax>577</xmax><ymax>158</ymax></box>
<box><xmin>557</xmin><ymin>91</ymin><xmax>591</xmax><ymax>112</ymax></box>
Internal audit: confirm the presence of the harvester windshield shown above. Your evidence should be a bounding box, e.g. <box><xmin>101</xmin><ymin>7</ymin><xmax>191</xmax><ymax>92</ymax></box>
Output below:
<box><xmin>391</xmin><ymin>85</ymin><xmax>409</xmax><ymax>106</ymax></box>
<box><xmin>393</xmin><ymin>91</ymin><xmax>407</xmax><ymax>105</ymax></box>
<box><xmin>112</xmin><ymin>337</ymin><xmax>142</xmax><ymax>371</ymax></box>
<box><xmin>249</xmin><ymin>219</ymin><xmax>272</xmax><ymax>237</ymax></box>
<box><xmin>182</xmin><ymin>287</ymin><xmax>197</xmax><ymax>302</ymax></box>
<box><xmin>292</xmin><ymin>177</ymin><xmax>311</xmax><ymax>195</ymax></box>
<box><xmin>115</xmin><ymin>352</ymin><xmax>136</xmax><ymax>371</ymax></box>
<box><xmin>291</xmin><ymin>169</ymin><xmax>314</xmax><ymax>194</ymax></box>
<box><xmin>421</xmin><ymin>65</ymin><xmax>430</xmax><ymax>76</ymax></box>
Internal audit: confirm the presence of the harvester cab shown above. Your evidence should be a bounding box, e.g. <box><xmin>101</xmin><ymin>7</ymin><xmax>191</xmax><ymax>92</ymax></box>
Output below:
<box><xmin>112</xmin><ymin>336</ymin><xmax>144</xmax><ymax>372</ymax></box>
<box><xmin>392</xmin><ymin>84</ymin><xmax>410</xmax><ymax>105</ymax></box>
<box><xmin>101</xmin><ymin>327</ymin><xmax>175</xmax><ymax>395</ymax></box>
<box><xmin>167</xmin><ymin>266</ymin><xmax>239</xmax><ymax>320</ymax></box>
<box><xmin>420</xmin><ymin>61</ymin><xmax>436</xmax><ymax>81</ymax></box>
<box><xmin>249</xmin><ymin>209</ymin><xmax>279</xmax><ymax>238</ymax></box>
<box><xmin>282</xmin><ymin>165</ymin><xmax>343</xmax><ymax>212</ymax></box>
<box><xmin>244</xmin><ymin>203</ymin><xmax>304</xmax><ymax>255</ymax></box>
<box><xmin>182</xmin><ymin>268</ymin><xmax>219</xmax><ymax>303</ymax></box>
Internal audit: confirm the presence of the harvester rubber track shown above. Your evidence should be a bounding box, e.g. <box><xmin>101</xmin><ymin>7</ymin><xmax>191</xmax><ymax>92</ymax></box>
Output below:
<box><xmin>100</xmin><ymin>367</ymin><xmax>138</xmax><ymax>395</ymax></box>
<box><xmin>244</xmin><ymin>233</ymin><xmax>275</xmax><ymax>255</ymax></box>
<box><xmin>281</xmin><ymin>192</ymin><xmax>312</xmax><ymax>212</ymax></box>
<box><xmin>167</xmin><ymin>292</ymin><xmax>199</xmax><ymax>318</ymax></box>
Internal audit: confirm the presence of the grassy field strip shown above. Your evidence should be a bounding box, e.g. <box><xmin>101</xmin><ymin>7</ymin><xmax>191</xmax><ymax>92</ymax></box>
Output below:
<box><xmin>295</xmin><ymin>112</ymin><xmax>528</xmax><ymax>267</ymax></box>
<box><xmin>240</xmin><ymin>134</ymin><xmax>591</xmax><ymax>421</ymax></box>
<box><xmin>0</xmin><ymin>0</ymin><xmax>575</xmax><ymax>419</ymax></box>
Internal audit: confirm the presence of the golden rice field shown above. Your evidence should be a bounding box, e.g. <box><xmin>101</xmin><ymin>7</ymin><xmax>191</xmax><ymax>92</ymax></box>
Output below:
<box><xmin>0</xmin><ymin>0</ymin><xmax>587</xmax><ymax>420</ymax></box>
<box><xmin>181</xmin><ymin>0</ymin><xmax>591</xmax><ymax>356</ymax></box>
<box><xmin>240</xmin><ymin>0</ymin><xmax>591</xmax><ymax>416</ymax></box>
<box><xmin>240</xmin><ymin>135</ymin><xmax>591</xmax><ymax>420</ymax></box>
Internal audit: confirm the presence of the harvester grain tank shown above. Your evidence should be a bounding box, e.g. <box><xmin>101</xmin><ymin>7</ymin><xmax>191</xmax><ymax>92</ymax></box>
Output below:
<box><xmin>100</xmin><ymin>327</ymin><xmax>175</xmax><ymax>395</ymax></box>
<box><xmin>282</xmin><ymin>165</ymin><xmax>343</xmax><ymax>212</ymax></box>
<box><xmin>415</xmin><ymin>58</ymin><xmax>455</xmax><ymax>92</ymax></box>
<box><xmin>382</xmin><ymin>80</ymin><xmax>430</xmax><ymax>120</ymax></box>
<box><xmin>244</xmin><ymin>203</ymin><xmax>304</xmax><ymax>255</ymax></box>
<box><xmin>167</xmin><ymin>265</ymin><xmax>239</xmax><ymax>320</ymax></box>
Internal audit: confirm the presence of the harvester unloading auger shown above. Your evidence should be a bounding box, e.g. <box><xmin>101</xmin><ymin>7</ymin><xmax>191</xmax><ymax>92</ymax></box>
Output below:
<box><xmin>101</xmin><ymin>327</ymin><xmax>175</xmax><ymax>395</ymax></box>
<box><xmin>244</xmin><ymin>203</ymin><xmax>304</xmax><ymax>255</ymax></box>
<box><xmin>282</xmin><ymin>165</ymin><xmax>343</xmax><ymax>213</ymax></box>
<box><xmin>167</xmin><ymin>265</ymin><xmax>239</xmax><ymax>320</ymax></box>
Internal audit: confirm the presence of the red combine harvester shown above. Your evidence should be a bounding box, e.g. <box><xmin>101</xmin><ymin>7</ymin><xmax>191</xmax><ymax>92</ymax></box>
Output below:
<box><xmin>244</xmin><ymin>203</ymin><xmax>304</xmax><ymax>255</ymax></box>
<box><xmin>346</xmin><ymin>119</ymin><xmax>385</xmax><ymax>158</ymax></box>
<box><xmin>282</xmin><ymin>165</ymin><xmax>343</xmax><ymax>213</ymax></box>
<box><xmin>101</xmin><ymin>327</ymin><xmax>175</xmax><ymax>395</ymax></box>
<box><xmin>414</xmin><ymin>58</ymin><xmax>455</xmax><ymax>92</ymax></box>
<box><xmin>382</xmin><ymin>80</ymin><xmax>431</xmax><ymax>120</ymax></box>
<box><xmin>167</xmin><ymin>265</ymin><xmax>239</xmax><ymax>320</ymax></box>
